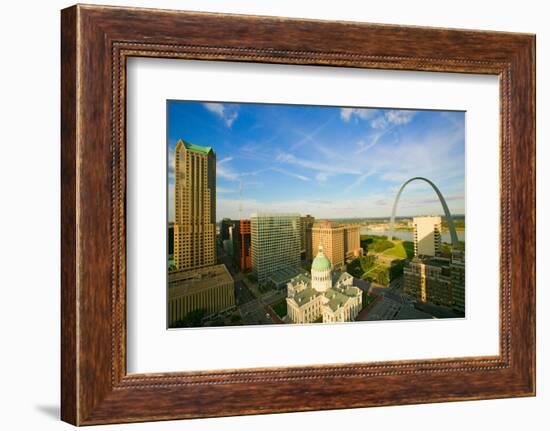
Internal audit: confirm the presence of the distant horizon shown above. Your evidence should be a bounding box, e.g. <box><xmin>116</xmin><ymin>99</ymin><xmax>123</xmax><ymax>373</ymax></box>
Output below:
<box><xmin>167</xmin><ymin>101</ymin><xmax>465</xmax><ymax>223</ymax></box>
<box><xmin>166</xmin><ymin>214</ymin><xmax>466</xmax><ymax>225</ymax></box>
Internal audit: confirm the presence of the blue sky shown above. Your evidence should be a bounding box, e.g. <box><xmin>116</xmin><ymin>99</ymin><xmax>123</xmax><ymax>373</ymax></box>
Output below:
<box><xmin>167</xmin><ymin>101</ymin><xmax>465</xmax><ymax>222</ymax></box>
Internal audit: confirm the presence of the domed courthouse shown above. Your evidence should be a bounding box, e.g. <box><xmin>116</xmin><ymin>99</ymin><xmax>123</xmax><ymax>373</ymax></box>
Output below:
<box><xmin>286</xmin><ymin>245</ymin><xmax>363</xmax><ymax>324</ymax></box>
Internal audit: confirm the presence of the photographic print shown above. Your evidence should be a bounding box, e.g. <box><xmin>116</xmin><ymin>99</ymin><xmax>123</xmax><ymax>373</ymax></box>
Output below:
<box><xmin>167</xmin><ymin>101</ymin><xmax>465</xmax><ymax>329</ymax></box>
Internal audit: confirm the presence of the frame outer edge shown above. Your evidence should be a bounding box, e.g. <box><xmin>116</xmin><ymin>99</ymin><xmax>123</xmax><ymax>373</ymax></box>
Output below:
<box><xmin>527</xmin><ymin>34</ymin><xmax>536</xmax><ymax>395</ymax></box>
<box><xmin>519</xmin><ymin>34</ymin><xmax>536</xmax><ymax>395</ymax></box>
<box><xmin>61</xmin><ymin>5</ymin><xmax>79</xmax><ymax>426</ymax></box>
<box><xmin>531</xmin><ymin>34</ymin><xmax>537</xmax><ymax>396</ymax></box>
<box><xmin>61</xmin><ymin>4</ymin><xmax>536</xmax><ymax>425</ymax></box>
<box><xmin>501</xmin><ymin>34</ymin><xmax>536</xmax><ymax>397</ymax></box>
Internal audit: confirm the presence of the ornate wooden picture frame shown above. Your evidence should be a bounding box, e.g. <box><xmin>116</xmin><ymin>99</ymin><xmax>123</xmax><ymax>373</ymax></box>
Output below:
<box><xmin>61</xmin><ymin>4</ymin><xmax>535</xmax><ymax>425</ymax></box>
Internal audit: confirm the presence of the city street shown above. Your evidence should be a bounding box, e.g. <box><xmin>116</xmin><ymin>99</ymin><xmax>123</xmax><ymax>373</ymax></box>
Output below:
<box><xmin>239</xmin><ymin>298</ymin><xmax>274</xmax><ymax>325</ymax></box>
<box><xmin>235</xmin><ymin>280</ymin><xmax>255</xmax><ymax>306</ymax></box>
<box><xmin>237</xmin><ymin>281</ymin><xmax>287</xmax><ymax>325</ymax></box>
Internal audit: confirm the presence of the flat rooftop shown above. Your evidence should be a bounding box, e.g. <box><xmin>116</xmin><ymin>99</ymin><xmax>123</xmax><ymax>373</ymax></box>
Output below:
<box><xmin>168</xmin><ymin>264</ymin><xmax>233</xmax><ymax>298</ymax></box>
<box><xmin>269</xmin><ymin>267</ymin><xmax>302</xmax><ymax>284</ymax></box>
<box><xmin>325</xmin><ymin>289</ymin><xmax>350</xmax><ymax>312</ymax></box>
<box><xmin>293</xmin><ymin>287</ymin><xmax>317</xmax><ymax>306</ymax></box>
<box><xmin>250</xmin><ymin>213</ymin><xmax>300</xmax><ymax>218</ymax></box>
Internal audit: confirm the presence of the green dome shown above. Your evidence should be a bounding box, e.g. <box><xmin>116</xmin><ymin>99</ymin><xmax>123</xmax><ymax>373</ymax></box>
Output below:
<box><xmin>312</xmin><ymin>245</ymin><xmax>332</xmax><ymax>271</ymax></box>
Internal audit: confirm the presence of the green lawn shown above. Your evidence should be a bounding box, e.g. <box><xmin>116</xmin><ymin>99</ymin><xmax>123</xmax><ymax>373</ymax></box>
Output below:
<box><xmin>347</xmin><ymin>239</ymin><xmax>412</xmax><ymax>287</ymax></box>
<box><xmin>347</xmin><ymin>255</ymin><xmax>376</xmax><ymax>278</ymax></box>
<box><xmin>383</xmin><ymin>240</ymin><xmax>414</xmax><ymax>259</ymax></box>
<box><xmin>271</xmin><ymin>299</ymin><xmax>287</xmax><ymax>318</ymax></box>
<box><xmin>363</xmin><ymin>264</ymin><xmax>390</xmax><ymax>285</ymax></box>
<box><xmin>362</xmin><ymin>263</ymin><xmax>383</xmax><ymax>276</ymax></box>
<box><xmin>368</xmin><ymin>239</ymin><xmax>394</xmax><ymax>253</ymax></box>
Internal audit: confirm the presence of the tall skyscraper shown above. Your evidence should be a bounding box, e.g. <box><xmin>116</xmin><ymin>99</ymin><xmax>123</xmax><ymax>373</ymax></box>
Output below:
<box><xmin>413</xmin><ymin>216</ymin><xmax>442</xmax><ymax>257</ymax></box>
<box><xmin>251</xmin><ymin>213</ymin><xmax>301</xmax><ymax>284</ymax></box>
<box><xmin>237</xmin><ymin>219</ymin><xmax>252</xmax><ymax>272</ymax></box>
<box><xmin>173</xmin><ymin>139</ymin><xmax>217</xmax><ymax>270</ymax></box>
<box><xmin>308</xmin><ymin>220</ymin><xmax>345</xmax><ymax>270</ymax></box>
<box><xmin>300</xmin><ymin>214</ymin><xmax>315</xmax><ymax>256</ymax></box>
<box><xmin>220</xmin><ymin>218</ymin><xmax>238</xmax><ymax>258</ymax></box>
<box><xmin>343</xmin><ymin>225</ymin><xmax>362</xmax><ymax>261</ymax></box>
<box><xmin>220</xmin><ymin>218</ymin><xmax>232</xmax><ymax>242</ymax></box>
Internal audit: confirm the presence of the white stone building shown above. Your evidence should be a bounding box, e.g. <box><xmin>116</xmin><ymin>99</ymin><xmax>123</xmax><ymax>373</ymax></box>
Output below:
<box><xmin>286</xmin><ymin>245</ymin><xmax>362</xmax><ymax>324</ymax></box>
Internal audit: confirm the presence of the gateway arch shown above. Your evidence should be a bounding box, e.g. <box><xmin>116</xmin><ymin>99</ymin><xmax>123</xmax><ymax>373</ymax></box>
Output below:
<box><xmin>388</xmin><ymin>177</ymin><xmax>459</xmax><ymax>248</ymax></box>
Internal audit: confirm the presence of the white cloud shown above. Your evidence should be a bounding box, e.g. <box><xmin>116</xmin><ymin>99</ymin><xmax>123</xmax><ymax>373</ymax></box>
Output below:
<box><xmin>271</xmin><ymin>167</ymin><xmax>311</xmax><ymax>182</ymax></box>
<box><xmin>203</xmin><ymin>103</ymin><xmax>239</xmax><ymax>127</ymax></box>
<box><xmin>370</xmin><ymin>115</ymin><xmax>388</xmax><ymax>129</ymax></box>
<box><xmin>276</xmin><ymin>152</ymin><xmax>360</xmax><ymax>176</ymax></box>
<box><xmin>219</xmin><ymin>156</ymin><xmax>233</xmax><ymax>164</ymax></box>
<box><xmin>340</xmin><ymin>107</ymin><xmax>415</xmax><ymax>128</ymax></box>
<box><xmin>371</xmin><ymin>110</ymin><xmax>416</xmax><ymax>129</ymax></box>
<box><xmin>217</xmin><ymin>169</ymin><xmax>238</xmax><ymax>180</ymax></box>
<box><xmin>216</xmin><ymin>156</ymin><xmax>312</xmax><ymax>184</ymax></box>
<box><xmin>217</xmin><ymin>156</ymin><xmax>239</xmax><ymax>180</ymax></box>
<box><xmin>355</xmin><ymin>129</ymin><xmax>390</xmax><ymax>154</ymax></box>
<box><xmin>340</xmin><ymin>107</ymin><xmax>378</xmax><ymax>122</ymax></box>
<box><xmin>346</xmin><ymin>170</ymin><xmax>375</xmax><ymax>192</ymax></box>
<box><xmin>386</xmin><ymin>110</ymin><xmax>415</xmax><ymax>125</ymax></box>
<box><xmin>340</xmin><ymin>108</ymin><xmax>354</xmax><ymax>122</ymax></box>
<box><xmin>316</xmin><ymin>172</ymin><xmax>330</xmax><ymax>183</ymax></box>
<box><xmin>290</xmin><ymin>118</ymin><xmax>332</xmax><ymax>150</ymax></box>
<box><xmin>217</xmin><ymin>187</ymin><xmax>237</xmax><ymax>194</ymax></box>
